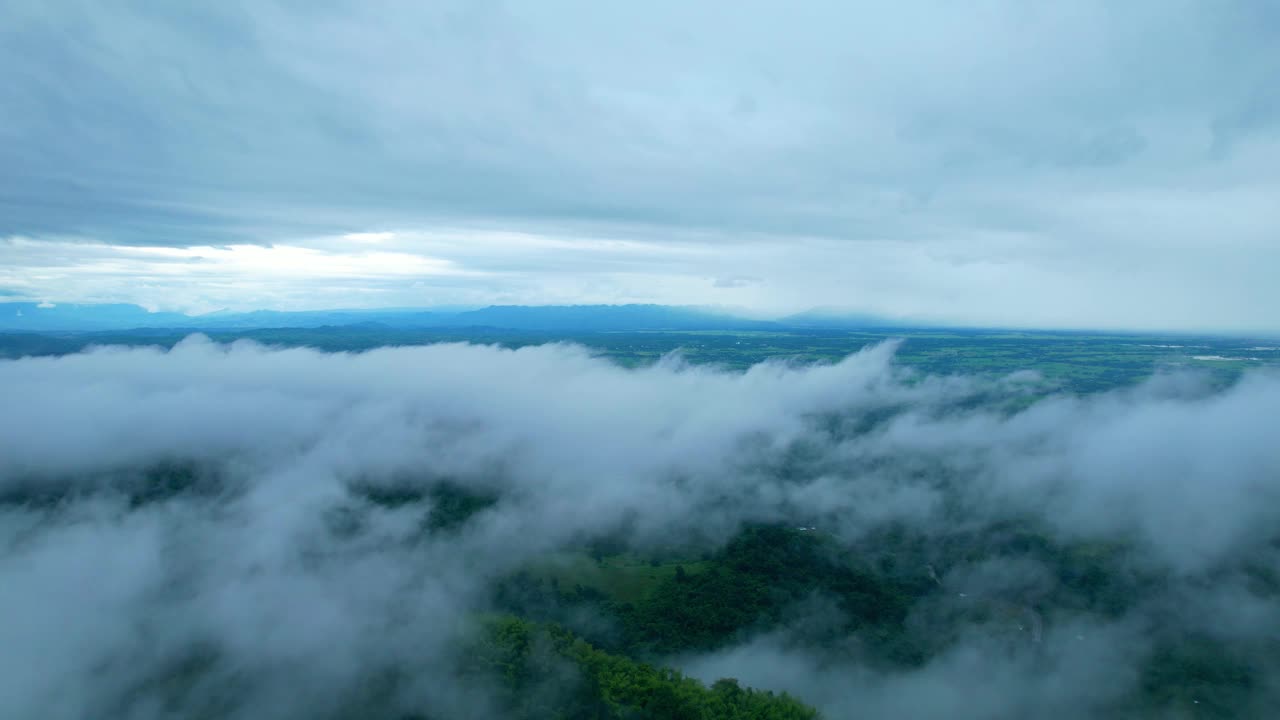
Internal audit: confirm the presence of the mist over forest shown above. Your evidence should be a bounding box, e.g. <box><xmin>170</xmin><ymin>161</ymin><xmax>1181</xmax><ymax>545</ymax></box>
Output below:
<box><xmin>6</xmin><ymin>0</ymin><xmax>1279</xmax><ymax>716</ymax></box>
<box><xmin>2</xmin><ymin>336</ymin><xmax>1277</xmax><ymax>718</ymax></box>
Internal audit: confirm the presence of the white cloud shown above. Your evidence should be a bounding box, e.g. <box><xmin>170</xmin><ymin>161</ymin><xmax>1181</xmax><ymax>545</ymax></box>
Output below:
<box><xmin>2</xmin><ymin>338</ymin><xmax>1279</xmax><ymax>716</ymax></box>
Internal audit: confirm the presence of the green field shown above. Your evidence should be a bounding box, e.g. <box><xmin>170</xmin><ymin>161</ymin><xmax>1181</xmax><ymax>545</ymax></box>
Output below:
<box><xmin>5</xmin><ymin>325</ymin><xmax>1276</xmax><ymax>394</ymax></box>
<box><xmin>531</xmin><ymin>553</ymin><xmax>712</xmax><ymax>604</ymax></box>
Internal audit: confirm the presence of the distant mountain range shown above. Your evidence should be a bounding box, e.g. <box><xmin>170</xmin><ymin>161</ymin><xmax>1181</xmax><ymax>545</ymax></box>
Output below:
<box><xmin>0</xmin><ymin>302</ymin><xmax>916</xmax><ymax>333</ymax></box>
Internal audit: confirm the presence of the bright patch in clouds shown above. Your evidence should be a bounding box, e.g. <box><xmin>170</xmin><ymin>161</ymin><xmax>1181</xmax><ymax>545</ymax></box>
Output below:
<box><xmin>0</xmin><ymin>235</ymin><xmax>474</xmax><ymax>313</ymax></box>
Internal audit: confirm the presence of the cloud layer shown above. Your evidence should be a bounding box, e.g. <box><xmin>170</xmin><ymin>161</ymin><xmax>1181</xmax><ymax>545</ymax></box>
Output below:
<box><xmin>1</xmin><ymin>338</ymin><xmax>1278</xmax><ymax>717</ymax></box>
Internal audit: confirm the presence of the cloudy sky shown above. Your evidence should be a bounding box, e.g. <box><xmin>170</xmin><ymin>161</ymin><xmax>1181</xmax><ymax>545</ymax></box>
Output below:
<box><xmin>2</xmin><ymin>1</ymin><xmax>1278</xmax><ymax>330</ymax></box>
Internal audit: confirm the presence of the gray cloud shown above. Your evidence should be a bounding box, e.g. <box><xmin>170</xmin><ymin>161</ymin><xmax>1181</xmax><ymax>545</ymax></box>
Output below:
<box><xmin>2</xmin><ymin>1</ymin><xmax>1279</xmax><ymax>327</ymax></box>
<box><xmin>713</xmin><ymin>275</ymin><xmax>764</xmax><ymax>289</ymax></box>
<box><xmin>680</xmin><ymin>619</ymin><xmax>1153</xmax><ymax>720</ymax></box>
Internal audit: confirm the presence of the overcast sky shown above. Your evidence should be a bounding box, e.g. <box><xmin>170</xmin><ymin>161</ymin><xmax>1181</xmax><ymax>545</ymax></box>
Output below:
<box><xmin>2</xmin><ymin>1</ymin><xmax>1278</xmax><ymax>330</ymax></box>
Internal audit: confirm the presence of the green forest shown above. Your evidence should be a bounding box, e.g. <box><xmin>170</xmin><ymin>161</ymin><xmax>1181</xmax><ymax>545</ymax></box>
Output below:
<box><xmin>392</xmin><ymin>483</ymin><xmax>1274</xmax><ymax>718</ymax></box>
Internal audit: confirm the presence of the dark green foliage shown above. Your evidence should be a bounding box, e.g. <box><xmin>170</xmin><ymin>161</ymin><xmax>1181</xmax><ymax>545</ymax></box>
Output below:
<box><xmin>1137</xmin><ymin>637</ymin><xmax>1263</xmax><ymax>718</ymax></box>
<box><xmin>858</xmin><ymin>518</ymin><xmax>1149</xmax><ymax>620</ymax></box>
<box><xmin>425</xmin><ymin>483</ymin><xmax>499</xmax><ymax>533</ymax></box>
<box><xmin>467</xmin><ymin>616</ymin><xmax>820</xmax><ymax>720</ymax></box>
<box><xmin>0</xmin><ymin>458</ymin><xmax>226</xmax><ymax>509</ymax></box>
<box><xmin>490</xmin><ymin>570</ymin><xmax>624</xmax><ymax>651</ymax></box>
<box><xmin>347</xmin><ymin>480</ymin><xmax>499</xmax><ymax>535</ymax></box>
<box><xmin>616</xmin><ymin>525</ymin><xmax>914</xmax><ymax>659</ymax></box>
<box><xmin>129</xmin><ymin>459</ymin><xmax>226</xmax><ymax>507</ymax></box>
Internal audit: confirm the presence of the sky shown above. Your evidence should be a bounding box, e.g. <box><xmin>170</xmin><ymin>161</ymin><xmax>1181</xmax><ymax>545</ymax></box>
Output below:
<box><xmin>2</xmin><ymin>0</ymin><xmax>1279</xmax><ymax>330</ymax></box>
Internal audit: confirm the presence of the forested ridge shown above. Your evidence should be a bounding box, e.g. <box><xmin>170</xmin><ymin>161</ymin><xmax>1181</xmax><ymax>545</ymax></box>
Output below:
<box><xmin>488</xmin><ymin>515</ymin><xmax>1277</xmax><ymax>718</ymax></box>
<box><xmin>461</xmin><ymin>616</ymin><xmax>818</xmax><ymax>720</ymax></box>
